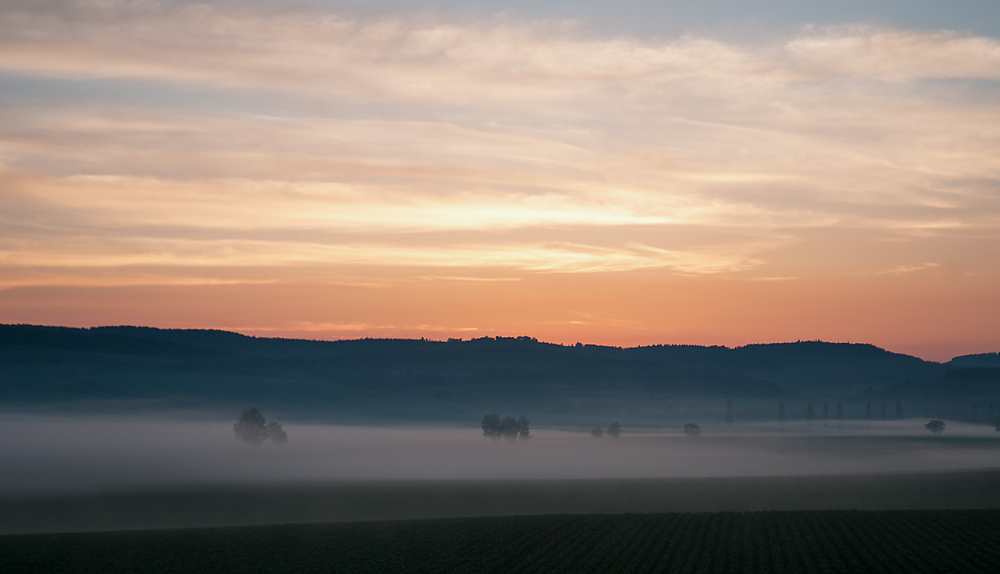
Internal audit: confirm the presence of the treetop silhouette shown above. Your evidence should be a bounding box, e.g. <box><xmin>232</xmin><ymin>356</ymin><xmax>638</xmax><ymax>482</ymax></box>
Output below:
<box><xmin>234</xmin><ymin>408</ymin><xmax>287</xmax><ymax>444</ymax></box>
<box><xmin>482</xmin><ymin>413</ymin><xmax>530</xmax><ymax>441</ymax></box>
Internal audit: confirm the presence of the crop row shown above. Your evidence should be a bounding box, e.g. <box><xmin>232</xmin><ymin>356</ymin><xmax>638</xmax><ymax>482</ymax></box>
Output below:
<box><xmin>3</xmin><ymin>510</ymin><xmax>1000</xmax><ymax>573</ymax></box>
<box><xmin>573</xmin><ymin>510</ymin><xmax>1000</xmax><ymax>574</ymax></box>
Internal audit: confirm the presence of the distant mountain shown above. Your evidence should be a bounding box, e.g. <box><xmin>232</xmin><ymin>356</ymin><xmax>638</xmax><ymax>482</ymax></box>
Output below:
<box><xmin>0</xmin><ymin>324</ymin><xmax>993</xmax><ymax>424</ymax></box>
<box><xmin>628</xmin><ymin>342</ymin><xmax>945</xmax><ymax>398</ymax></box>
<box><xmin>948</xmin><ymin>353</ymin><xmax>1000</xmax><ymax>368</ymax></box>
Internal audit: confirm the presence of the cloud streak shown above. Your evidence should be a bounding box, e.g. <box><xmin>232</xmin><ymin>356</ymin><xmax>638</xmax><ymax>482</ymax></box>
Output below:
<box><xmin>0</xmin><ymin>236</ymin><xmax>765</xmax><ymax>283</ymax></box>
<box><xmin>3</xmin><ymin>3</ymin><xmax>1000</xmax><ymax>91</ymax></box>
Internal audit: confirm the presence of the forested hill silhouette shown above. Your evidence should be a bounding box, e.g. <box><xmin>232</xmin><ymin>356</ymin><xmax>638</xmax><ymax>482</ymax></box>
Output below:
<box><xmin>0</xmin><ymin>324</ymin><xmax>985</xmax><ymax>423</ymax></box>
<box><xmin>948</xmin><ymin>352</ymin><xmax>1000</xmax><ymax>368</ymax></box>
<box><xmin>627</xmin><ymin>342</ymin><xmax>944</xmax><ymax>396</ymax></box>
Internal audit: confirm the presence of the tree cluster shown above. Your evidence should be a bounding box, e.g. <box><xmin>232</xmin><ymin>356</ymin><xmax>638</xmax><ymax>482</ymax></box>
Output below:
<box><xmin>590</xmin><ymin>422</ymin><xmax>622</xmax><ymax>438</ymax></box>
<box><xmin>482</xmin><ymin>413</ymin><xmax>530</xmax><ymax>441</ymax></box>
<box><xmin>684</xmin><ymin>423</ymin><xmax>701</xmax><ymax>437</ymax></box>
<box><xmin>234</xmin><ymin>408</ymin><xmax>287</xmax><ymax>444</ymax></box>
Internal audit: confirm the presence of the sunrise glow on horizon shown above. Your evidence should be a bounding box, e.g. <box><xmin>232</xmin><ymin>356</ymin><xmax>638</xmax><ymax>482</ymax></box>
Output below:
<box><xmin>1</xmin><ymin>0</ymin><xmax>999</xmax><ymax>361</ymax></box>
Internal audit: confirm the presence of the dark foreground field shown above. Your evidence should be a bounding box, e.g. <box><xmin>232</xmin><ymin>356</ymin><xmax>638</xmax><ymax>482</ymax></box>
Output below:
<box><xmin>4</xmin><ymin>509</ymin><xmax>1000</xmax><ymax>574</ymax></box>
<box><xmin>7</xmin><ymin>470</ymin><xmax>1000</xmax><ymax>535</ymax></box>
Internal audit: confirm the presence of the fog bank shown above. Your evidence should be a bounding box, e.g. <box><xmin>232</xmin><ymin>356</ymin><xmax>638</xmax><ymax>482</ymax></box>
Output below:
<box><xmin>3</xmin><ymin>415</ymin><xmax>1000</xmax><ymax>496</ymax></box>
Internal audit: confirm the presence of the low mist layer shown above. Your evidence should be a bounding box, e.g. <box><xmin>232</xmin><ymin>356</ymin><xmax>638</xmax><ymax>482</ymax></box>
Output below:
<box><xmin>3</xmin><ymin>414</ymin><xmax>1000</xmax><ymax>496</ymax></box>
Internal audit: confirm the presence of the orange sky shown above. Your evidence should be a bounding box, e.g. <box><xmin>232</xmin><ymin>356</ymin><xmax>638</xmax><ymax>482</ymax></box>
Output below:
<box><xmin>1</xmin><ymin>1</ymin><xmax>999</xmax><ymax>361</ymax></box>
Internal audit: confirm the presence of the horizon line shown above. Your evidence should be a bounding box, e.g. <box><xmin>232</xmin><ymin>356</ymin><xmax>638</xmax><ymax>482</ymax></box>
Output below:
<box><xmin>7</xmin><ymin>322</ymin><xmax>997</xmax><ymax>363</ymax></box>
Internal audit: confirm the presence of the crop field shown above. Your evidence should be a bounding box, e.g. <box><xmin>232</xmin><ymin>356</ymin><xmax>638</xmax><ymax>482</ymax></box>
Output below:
<box><xmin>3</xmin><ymin>509</ymin><xmax>1000</xmax><ymax>574</ymax></box>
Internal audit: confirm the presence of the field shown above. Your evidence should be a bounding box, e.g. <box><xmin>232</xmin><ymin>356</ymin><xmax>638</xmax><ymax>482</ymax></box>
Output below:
<box><xmin>4</xmin><ymin>509</ymin><xmax>1000</xmax><ymax>573</ymax></box>
<box><xmin>6</xmin><ymin>470</ymin><xmax>1000</xmax><ymax>535</ymax></box>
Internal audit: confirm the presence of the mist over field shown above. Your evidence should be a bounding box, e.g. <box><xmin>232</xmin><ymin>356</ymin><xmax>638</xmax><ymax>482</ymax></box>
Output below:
<box><xmin>3</xmin><ymin>327</ymin><xmax>1000</xmax><ymax>534</ymax></box>
<box><xmin>3</xmin><ymin>414</ymin><xmax>1000</xmax><ymax>496</ymax></box>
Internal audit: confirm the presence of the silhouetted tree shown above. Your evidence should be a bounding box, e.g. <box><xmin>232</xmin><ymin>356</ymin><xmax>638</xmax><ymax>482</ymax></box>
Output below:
<box><xmin>591</xmin><ymin>426</ymin><xmax>604</xmax><ymax>438</ymax></box>
<box><xmin>482</xmin><ymin>413</ymin><xmax>501</xmax><ymax>440</ymax></box>
<box><xmin>517</xmin><ymin>415</ymin><xmax>531</xmax><ymax>441</ymax></box>
<box><xmin>880</xmin><ymin>404</ymin><xmax>887</xmax><ymax>420</ymax></box>
<box><xmin>865</xmin><ymin>402</ymin><xmax>873</xmax><ymax>420</ymax></box>
<box><xmin>822</xmin><ymin>403</ymin><xmax>829</xmax><ymax>420</ymax></box>
<box><xmin>234</xmin><ymin>408</ymin><xmax>267</xmax><ymax>444</ymax></box>
<box><xmin>990</xmin><ymin>403</ymin><xmax>996</xmax><ymax>425</ymax></box>
<box><xmin>925</xmin><ymin>419</ymin><xmax>945</xmax><ymax>434</ymax></box>
<box><xmin>265</xmin><ymin>421</ymin><xmax>287</xmax><ymax>443</ymax></box>
<box><xmin>836</xmin><ymin>402</ymin><xmax>843</xmax><ymax>420</ymax></box>
<box><xmin>972</xmin><ymin>403</ymin><xmax>979</xmax><ymax>424</ymax></box>
<box><xmin>683</xmin><ymin>423</ymin><xmax>701</xmax><ymax>437</ymax></box>
<box><xmin>778</xmin><ymin>402</ymin><xmax>785</xmax><ymax>424</ymax></box>
<box><xmin>499</xmin><ymin>417</ymin><xmax>520</xmax><ymax>441</ymax></box>
<box><xmin>483</xmin><ymin>413</ymin><xmax>529</xmax><ymax>441</ymax></box>
<box><xmin>895</xmin><ymin>402</ymin><xmax>903</xmax><ymax>419</ymax></box>
<box><xmin>607</xmin><ymin>422</ymin><xmax>622</xmax><ymax>438</ymax></box>
<box><xmin>234</xmin><ymin>408</ymin><xmax>286</xmax><ymax>445</ymax></box>
<box><xmin>806</xmin><ymin>403</ymin><xmax>815</xmax><ymax>424</ymax></box>
<box><xmin>725</xmin><ymin>401</ymin><xmax>734</xmax><ymax>426</ymax></box>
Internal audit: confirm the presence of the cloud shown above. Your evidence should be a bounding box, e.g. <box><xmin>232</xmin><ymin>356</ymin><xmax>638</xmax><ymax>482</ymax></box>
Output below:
<box><xmin>2</xmin><ymin>2</ymin><xmax>999</xmax><ymax>94</ymax></box>
<box><xmin>0</xmin><ymin>1</ymin><xmax>998</xmax><ymax>291</ymax></box>
<box><xmin>785</xmin><ymin>26</ymin><xmax>1000</xmax><ymax>80</ymax></box>
<box><xmin>877</xmin><ymin>262</ymin><xmax>941</xmax><ymax>275</ymax></box>
<box><xmin>0</xmin><ymin>235</ymin><xmax>765</xmax><ymax>282</ymax></box>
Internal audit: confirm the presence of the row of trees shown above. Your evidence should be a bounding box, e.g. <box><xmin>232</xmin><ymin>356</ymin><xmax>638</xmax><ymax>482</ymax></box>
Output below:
<box><xmin>480</xmin><ymin>402</ymin><xmax>997</xmax><ymax>440</ymax></box>
<box><xmin>690</xmin><ymin>418</ymin><xmax>949</xmax><ymax>436</ymax></box>
<box><xmin>773</xmin><ymin>401</ymin><xmax>903</xmax><ymax>423</ymax></box>
<box><xmin>746</xmin><ymin>401</ymin><xmax>999</xmax><ymax>425</ymax></box>
<box><xmin>777</xmin><ymin>402</ymin><xmax>999</xmax><ymax>428</ymax></box>
<box><xmin>482</xmin><ymin>413</ymin><xmax>530</xmax><ymax>441</ymax></box>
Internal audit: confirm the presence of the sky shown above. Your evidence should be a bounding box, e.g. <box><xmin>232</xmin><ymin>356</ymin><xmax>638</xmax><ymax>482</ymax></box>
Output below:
<box><xmin>0</xmin><ymin>0</ymin><xmax>998</xmax><ymax>361</ymax></box>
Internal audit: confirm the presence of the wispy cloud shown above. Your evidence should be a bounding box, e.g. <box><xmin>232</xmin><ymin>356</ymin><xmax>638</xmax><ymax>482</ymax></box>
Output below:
<box><xmin>877</xmin><ymin>262</ymin><xmax>941</xmax><ymax>275</ymax></box>
<box><xmin>0</xmin><ymin>236</ymin><xmax>764</xmax><ymax>282</ymax></box>
<box><xmin>2</xmin><ymin>3</ymin><xmax>999</xmax><ymax>91</ymax></box>
<box><xmin>785</xmin><ymin>26</ymin><xmax>1000</xmax><ymax>79</ymax></box>
<box><xmin>0</xmin><ymin>0</ymin><xmax>998</xmax><ymax>296</ymax></box>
